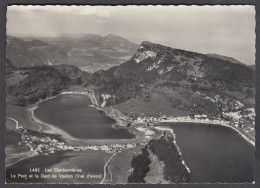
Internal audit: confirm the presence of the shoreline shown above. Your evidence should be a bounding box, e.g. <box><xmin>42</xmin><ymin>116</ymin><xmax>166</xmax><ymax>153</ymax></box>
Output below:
<box><xmin>153</xmin><ymin>126</ymin><xmax>191</xmax><ymax>174</ymax></box>
<box><xmin>26</xmin><ymin>89</ymin><xmax>255</xmax><ymax>147</ymax></box>
<box><xmin>28</xmin><ymin>106</ymin><xmax>79</xmax><ymax>141</ymax></box>
<box><xmin>27</xmin><ymin>90</ymin><xmax>111</xmax><ymax>142</ymax></box>
<box><xmin>158</xmin><ymin>119</ymin><xmax>255</xmax><ymax>146</ymax></box>
<box><xmin>6</xmin><ymin>88</ymin><xmax>255</xmax><ymax>183</ymax></box>
<box><xmin>28</xmin><ymin>105</ymin><xmax>138</xmax><ymax>145</ymax></box>
<box><xmin>26</xmin><ymin>90</ymin><xmax>153</xmax><ymax>146</ymax></box>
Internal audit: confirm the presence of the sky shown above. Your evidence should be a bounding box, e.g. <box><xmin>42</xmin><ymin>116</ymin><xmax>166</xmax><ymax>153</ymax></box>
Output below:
<box><xmin>7</xmin><ymin>5</ymin><xmax>255</xmax><ymax>65</ymax></box>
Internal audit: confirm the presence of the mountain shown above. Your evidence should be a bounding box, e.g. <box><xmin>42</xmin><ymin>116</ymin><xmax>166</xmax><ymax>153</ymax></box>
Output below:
<box><xmin>85</xmin><ymin>41</ymin><xmax>255</xmax><ymax>118</ymax></box>
<box><xmin>7</xmin><ymin>66</ymin><xmax>69</xmax><ymax>106</ymax></box>
<box><xmin>206</xmin><ymin>53</ymin><xmax>244</xmax><ymax>65</ymax></box>
<box><xmin>56</xmin><ymin>33</ymin><xmax>102</xmax><ymax>39</ymax></box>
<box><xmin>7</xmin><ymin>34</ymin><xmax>139</xmax><ymax>71</ymax></box>
<box><xmin>42</xmin><ymin>33</ymin><xmax>139</xmax><ymax>71</ymax></box>
<box><xmin>6</xmin><ymin>36</ymin><xmax>68</xmax><ymax>67</ymax></box>
<box><xmin>51</xmin><ymin>33</ymin><xmax>138</xmax><ymax>52</ymax></box>
<box><xmin>53</xmin><ymin>64</ymin><xmax>90</xmax><ymax>85</ymax></box>
<box><xmin>6</xmin><ymin>60</ymin><xmax>89</xmax><ymax>106</ymax></box>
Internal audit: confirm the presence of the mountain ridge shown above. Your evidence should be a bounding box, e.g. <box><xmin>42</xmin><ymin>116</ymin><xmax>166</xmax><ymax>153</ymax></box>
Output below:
<box><xmin>6</xmin><ymin>34</ymin><xmax>138</xmax><ymax>70</ymax></box>
<box><xmin>206</xmin><ymin>53</ymin><xmax>245</xmax><ymax>65</ymax></box>
<box><xmin>6</xmin><ymin>36</ymin><xmax>68</xmax><ymax>67</ymax></box>
<box><xmin>85</xmin><ymin>41</ymin><xmax>255</xmax><ymax>118</ymax></box>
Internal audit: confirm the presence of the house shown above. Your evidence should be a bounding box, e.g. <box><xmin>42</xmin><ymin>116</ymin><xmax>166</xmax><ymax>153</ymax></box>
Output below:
<box><xmin>194</xmin><ymin>114</ymin><xmax>207</xmax><ymax>119</ymax></box>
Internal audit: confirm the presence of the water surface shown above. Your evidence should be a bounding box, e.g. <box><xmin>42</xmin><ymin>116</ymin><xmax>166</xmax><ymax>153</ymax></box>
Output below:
<box><xmin>34</xmin><ymin>94</ymin><xmax>134</xmax><ymax>139</ymax></box>
<box><xmin>162</xmin><ymin>122</ymin><xmax>255</xmax><ymax>183</ymax></box>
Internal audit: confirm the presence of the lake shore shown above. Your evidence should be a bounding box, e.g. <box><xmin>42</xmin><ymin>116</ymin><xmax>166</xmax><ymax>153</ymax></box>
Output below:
<box><xmin>158</xmin><ymin>119</ymin><xmax>255</xmax><ymax>146</ymax></box>
<box><xmin>6</xmin><ymin>86</ymin><xmax>255</xmax><ymax>183</ymax></box>
<box><xmin>25</xmin><ymin>85</ymin><xmax>255</xmax><ymax>148</ymax></box>
<box><xmin>26</xmin><ymin>88</ymin><xmax>158</xmax><ymax>146</ymax></box>
<box><xmin>153</xmin><ymin>126</ymin><xmax>191</xmax><ymax>174</ymax></box>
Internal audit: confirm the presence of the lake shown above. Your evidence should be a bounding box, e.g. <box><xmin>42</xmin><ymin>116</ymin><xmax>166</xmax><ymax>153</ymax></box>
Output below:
<box><xmin>34</xmin><ymin>94</ymin><xmax>134</xmax><ymax>139</ymax></box>
<box><xmin>162</xmin><ymin>122</ymin><xmax>255</xmax><ymax>183</ymax></box>
<box><xmin>6</xmin><ymin>150</ymin><xmax>111</xmax><ymax>183</ymax></box>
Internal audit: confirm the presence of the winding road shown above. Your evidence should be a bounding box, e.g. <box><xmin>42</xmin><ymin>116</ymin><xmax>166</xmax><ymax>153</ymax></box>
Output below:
<box><xmin>100</xmin><ymin>152</ymin><xmax>117</xmax><ymax>184</ymax></box>
<box><xmin>27</xmin><ymin>110</ymin><xmax>43</xmax><ymax>132</ymax></box>
<box><xmin>6</xmin><ymin>155</ymin><xmax>34</xmax><ymax>167</ymax></box>
<box><xmin>6</xmin><ymin>117</ymin><xmax>19</xmax><ymax>130</ymax></box>
<box><xmin>5</xmin><ymin>116</ymin><xmax>39</xmax><ymax>168</ymax></box>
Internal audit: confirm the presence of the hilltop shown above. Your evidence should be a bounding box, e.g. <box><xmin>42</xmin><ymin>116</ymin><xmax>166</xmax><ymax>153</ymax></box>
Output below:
<box><xmin>85</xmin><ymin>41</ymin><xmax>255</xmax><ymax>118</ymax></box>
<box><xmin>6</xmin><ymin>60</ymin><xmax>89</xmax><ymax>106</ymax></box>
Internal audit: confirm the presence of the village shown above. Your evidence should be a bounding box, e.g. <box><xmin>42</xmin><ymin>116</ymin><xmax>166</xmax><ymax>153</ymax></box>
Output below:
<box><xmin>16</xmin><ymin>126</ymin><xmax>148</xmax><ymax>157</ymax></box>
<box><xmin>84</xmin><ymin>88</ymin><xmax>255</xmax><ymax>141</ymax></box>
<box><xmin>129</xmin><ymin>108</ymin><xmax>255</xmax><ymax>144</ymax></box>
<box><xmin>14</xmin><ymin>86</ymin><xmax>255</xmax><ymax>159</ymax></box>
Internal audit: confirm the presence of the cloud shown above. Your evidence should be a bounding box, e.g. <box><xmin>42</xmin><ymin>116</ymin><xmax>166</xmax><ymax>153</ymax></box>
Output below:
<box><xmin>8</xmin><ymin>5</ymin><xmax>111</xmax><ymax>18</ymax></box>
<box><xmin>7</xmin><ymin>5</ymin><xmax>255</xmax><ymax>65</ymax></box>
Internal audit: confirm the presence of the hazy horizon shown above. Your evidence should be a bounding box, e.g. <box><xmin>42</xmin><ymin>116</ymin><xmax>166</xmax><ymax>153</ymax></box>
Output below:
<box><xmin>7</xmin><ymin>5</ymin><xmax>255</xmax><ymax>65</ymax></box>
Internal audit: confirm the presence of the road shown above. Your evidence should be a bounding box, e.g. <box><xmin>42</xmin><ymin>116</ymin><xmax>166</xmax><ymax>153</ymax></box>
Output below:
<box><xmin>100</xmin><ymin>152</ymin><xmax>117</xmax><ymax>184</ymax></box>
<box><xmin>6</xmin><ymin>117</ymin><xmax>18</xmax><ymax>129</ymax></box>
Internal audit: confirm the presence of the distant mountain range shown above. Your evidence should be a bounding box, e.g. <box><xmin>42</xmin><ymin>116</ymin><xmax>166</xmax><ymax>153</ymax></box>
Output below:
<box><xmin>6</xmin><ymin>34</ymin><xmax>138</xmax><ymax>71</ymax></box>
<box><xmin>85</xmin><ymin>41</ymin><xmax>255</xmax><ymax>118</ymax></box>
<box><xmin>6</xmin><ymin>38</ymin><xmax>255</xmax><ymax>118</ymax></box>
<box><xmin>6</xmin><ymin>36</ymin><xmax>68</xmax><ymax>67</ymax></box>
<box><xmin>7</xmin><ymin>34</ymin><xmax>255</xmax><ymax>72</ymax></box>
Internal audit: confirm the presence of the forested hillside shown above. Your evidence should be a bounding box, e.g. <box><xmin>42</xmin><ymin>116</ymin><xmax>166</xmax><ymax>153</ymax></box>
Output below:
<box><xmin>84</xmin><ymin>41</ymin><xmax>255</xmax><ymax>118</ymax></box>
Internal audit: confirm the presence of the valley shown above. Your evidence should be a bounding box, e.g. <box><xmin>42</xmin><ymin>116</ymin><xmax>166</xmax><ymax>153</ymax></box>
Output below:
<box><xmin>5</xmin><ymin>37</ymin><xmax>255</xmax><ymax>184</ymax></box>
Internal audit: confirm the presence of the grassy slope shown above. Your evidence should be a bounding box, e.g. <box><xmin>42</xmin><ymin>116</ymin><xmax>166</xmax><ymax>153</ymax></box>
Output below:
<box><xmin>113</xmin><ymin>87</ymin><xmax>192</xmax><ymax>118</ymax></box>
<box><xmin>109</xmin><ymin>145</ymin><xmax>143</xmax><ymax>184</ymax></box>
<box><xmin>144</xmin><ymin>147</ymin><xmax>170</xmax><ymax>184</ymax></box>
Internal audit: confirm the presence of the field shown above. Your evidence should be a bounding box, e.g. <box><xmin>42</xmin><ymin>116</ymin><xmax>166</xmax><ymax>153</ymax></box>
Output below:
<box><xmin>5</xmin><ymin>118</ymin><xmax>32</xmax><ymax>167</ymax></box>
<box><xmin>144</xmin><ymin>147</ymin><xmax>170</xmax><ymax>184</ymax></box>
<box><xmin>108</xmin><ymin>145</ymin><xmax>144</xmax><ymax>184</ymax></box>
<box><xmin>113</xmin><ymin>87</ymin><xmax>191</xmax><ymax>118</ymax></box>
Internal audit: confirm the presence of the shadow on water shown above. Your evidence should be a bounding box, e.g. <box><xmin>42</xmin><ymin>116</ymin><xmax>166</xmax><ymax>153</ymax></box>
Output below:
<box><xmin>163</xmin><ymin>122</ymin><xmax>254</xmax><ymax>183</ymax></box>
